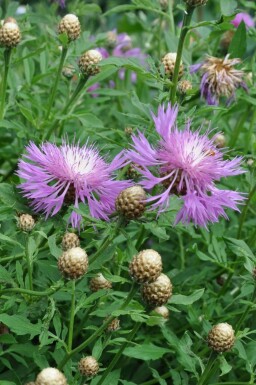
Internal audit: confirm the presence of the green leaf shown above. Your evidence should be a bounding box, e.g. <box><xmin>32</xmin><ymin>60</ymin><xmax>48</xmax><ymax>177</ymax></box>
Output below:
<box><xmin>218</xmin><ymin>355</ymin><xmax>233</xmax><ymax>376</ymax></box>
<box><xmin>0</xmin><ymin>314</ymin><xmax>41</xmax><ymax>338</ymax></box>
<box><xmin>0</xmin><ymin>265</ymin><xmax>14</xmax><ymax>284</ymax></box>
<box><xmin>123</xmin><ymin>343</ymin><xmax>169</xmax><ymax>360</ymax></box>
<box><xmin>0</xmin><ymin>233</ymin><xmax>24</xmax><ymax>249</ymax></box>
<box><xmin>169</xmin><ymin>289</ymin><xmax>204</xmax><ymax>305</ymax></box>
<box><xmin>228</xmin><ymin>21</ymin><xmax>247</xmax><ymax>58</ymax></box>
<box><xmin>48</xmin><ymin>234</ymin><xmax>62</xmax><ymax>259</ymax></box>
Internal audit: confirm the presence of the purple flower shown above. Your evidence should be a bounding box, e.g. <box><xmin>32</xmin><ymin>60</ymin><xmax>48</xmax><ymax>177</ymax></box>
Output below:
<box><xmin>53</xmin><ymin>0</ymin><xmax>65</xmax><ymax>8</ymax></box>
<box><xmin>231</xmin><ymin>13</ymin><xmax>254</xmax><ymax>29</ymax></box>
<box><xmin>191</xmin><ymin>55</ymin><xmax>246</xmax><ymax>105</ymax></box>
<box><xmin>127</xmin><ymin>104</ymin><xmax>245</xmax><ymax>227</ymax></box>
<box><xmin>17</xmin><ymin>141</ymin><xmax>130</xmax><ymax>229</ymax></box>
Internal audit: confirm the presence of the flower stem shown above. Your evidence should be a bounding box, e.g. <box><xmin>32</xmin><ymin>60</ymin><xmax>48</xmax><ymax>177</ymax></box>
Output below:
<box><xmin>25</xmin><ymin>236</ymin><xmax>33</xmax><ymax>291</ymax></box>
<box><xmin>177</xmin><ymin>232</ymin><xmax>185</xmax><ymax>269</ymax></box>
<box><xmin>141</xmin><ymin>372</ymin><xmax>172</xmax><ymax>385</ymax></box>
<box><xmin>58</xmin><ymin>283</ymin><xmax>138</xmax><ymax>369</ymax></box>
<box><xmin>0</xmin><ymin>48</ymin><xmax>12</xmax><ymax>120</ymax></box>
<box><xmin>237</xmin><ymin>184</ymin><xmax>256</xmax><ymax>239</ymax></box>
<box><xmin>67</xmin><ymin>280</ymin><xmax>76</xmax><ymax>351</ymax></box>
<box><xmin>170</xmin><ymin>6</ymin><xmax>194</xmax><ymax>104</ymax></box>
<box><xmin>44</xmin><ymin>46</ymin><xmax>68</xmax><ymax>121</ymax></box>
<box><xmin>0</xmin><ymin>281</ymin><xmax>64</xmax><ymax>297</ymax></box>
<box><xmin>235</xmin><ymin>284</ymin><xmax>256</xmax><ymax>333</ymax></box>
<box><xmin>96</xmin><ymin>322</ymin><xmax>141</xmax><ymax>385</ymax></box>
<box><xmin>168</xmin><ymin>0</ymin><xmax>175</xmax><ymax>34</ymax></box>
<box><xmin>197</xmin><ymin>351</ymin><xmax>218</xmax><ymax>385</ymax></box>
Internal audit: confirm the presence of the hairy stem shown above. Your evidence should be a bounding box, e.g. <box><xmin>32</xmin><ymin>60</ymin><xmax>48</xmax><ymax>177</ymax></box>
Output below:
<box><xmin>67</xmin><ymin>280</ymin><xmax>76</xmax><ymax>351</ymax></box>
<box><xmin>25</xmin><ymin>236</ymin><xmax>33</xmax><ymax>291</ymax></box>
<box><xmin>0</xmin><ymin>48</ymin><xmax>12</xmax><ymax>120</ymax></box>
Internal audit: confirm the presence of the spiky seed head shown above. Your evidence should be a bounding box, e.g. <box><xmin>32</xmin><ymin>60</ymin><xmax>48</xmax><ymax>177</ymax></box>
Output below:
<box><xmin>58</xmin><ymin>14</ymin><xmax>80</xmax><ymax>41</ymax></box>
<box><xmin>106</xmin><ymin>318</ymin><xmax>120</xmax><ymax>332</ymax></box>
<box><xmin>35</xmin><ymin>368</ymin><xmax>67</xmax><ymax>385</ymax></box>
<box><xmin>78</xmin><ymin>356</ymin><xmax>99</xmax><ymax>377</ymax></box>
<box><xmin>78</xmin><ymin>50</ymin><xmax>102</xmax><ymax>76</ymax></box>
<box><xmin>162</xmin><ymin>52</ymin><xmax>183</xmax><ymax>79</ymax></box>
<box><xmin>141</xmin><ymin>273</ymin><xmax>173</xmax><ymax>307</ymax></box>
<box><xmin>61</xmin><ymin>232</ymin><xmax>80</xmax><ymax>251</ymax></box>
<box><xmin>106</xmin><ymin>30</ymin><xmax>117</xmax><ymax>48</ymax></box>
<box><xmin>159</xmin><ymin>0</ymin><xmax>168</xmax><ymax>11</ymax></box>
<box><xmin>183</xmin><ymin>0</ymin><xmax>208</xmax><ymax>7</ymax></box>
<box><xmin>153</xmin><ymin>306</ymin><xmax>169</xmax><ymax>319</ymax></box>
<box><xmin>115</xmin><ymin>185</ymin><xmax>147</xmax><ymax>220</ymax></box>
<box><xmin>62</xmin><ymin>65</ymin><xmax>76</xmax><ymax>79</ymax></box>
<box><xmin>213</xmin><ymin>133</ymin><xmax>226</xmax><ymax>149</ymax></box>
<box><xmin>124</xmin><ymin>126</ymin><xmax>133</xmax><ymax>135</ymax></box>
<box><xmin>89</xmin><ymin>273</ymin><xmax>112</xmax><ymax>292</ymax></box>
<box><xmin>0</xmin><ymin>21</ymin><xmax>21</xmax><ymax>47</ymax></box>
<box><xmin>58</xmin><ymin>247</ymin><xmax>88</xmax><ymax>279</ymax></box>
<box><xmin>18</xmin><ymin>214</ymin><xmax>35</xmax><ymax>232</ymax></box>
<box><xmin>129</xmin><ymin>249</ymin><xmax>162</xmax><ymax>283</ymax></box>
<box><xmin>207</xmin><ymin>323</ymin><xmax>235</xmax><ymax>353</ymax></box>
<box><xmin>178</xmin><ymin>79</ymin><xmax>192</xmax><ymax>94</ymax></box>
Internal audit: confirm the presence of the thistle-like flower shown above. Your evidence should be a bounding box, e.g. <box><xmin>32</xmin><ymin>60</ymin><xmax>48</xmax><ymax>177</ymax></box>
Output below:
<box><xmin>231</xmin><ymin>13</ymin><xmax>254</xmax><ymax>29</ymax></box>
<box><xmin>17</xmin><ymin>141</ymin><xmax>130</xmax><ymax>228</ymax></box>
<box><xmin>191</xmin><ymin>55</ymin><xmax>246</xmax><ymax>105</ymax></box>
<box><xmin>126</xmin><ymin>104</ymin><xmax>245</xmax><ymax>227</ymax></box>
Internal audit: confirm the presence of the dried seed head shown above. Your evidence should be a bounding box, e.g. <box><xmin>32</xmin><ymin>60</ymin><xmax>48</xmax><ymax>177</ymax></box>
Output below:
<box><xmin>183</xmin><ymin>0</ymin><xmax>208</xmax><ymax>7</ymax></box>
<box><xmin>0</xmin><ymin>21</ymin><xmax>21</xmax><ymax>47</ymax></box>
<box><xmin>213</xmin><ymin>133</ymin><xmax>226</xmax><ymax>149</ymax></box>
<box><xmin>90</xmin><ymin>273</ymin><xmax>112</xmax><ymax>292</ymax></box>
<box><xmin>159</xmin><ymin>0</ymin><xmax>168</xmax><ymax>11</ymax></box>
<box><xmin>35</xmin><ymin>368</ymin><xmax>67</xmax><ymax>385</ymax></box>
<box><xmin>61</xmin><ymin>232</ymin><xmax>80</xmax><ymax>251</ymax></box>
<box><xmin>106</xmin><ymin>30</ymin><xmax>117</xmax><ymax>48</ymax></box>
<box><xmin>62</xmin><ymin>65</ymin><xmax>76</xmax><ymax>79</ymax></box>
<box><xmin>124</xmin><ymin>126</ymin><xmax>133</xmax><ymax>135</ymax></box>
<box><xmin>78</xmin><ymin>49</ymin><xmax>103</xmax><ymax>76</ymax></box>
<box><xmin>58</xmin><ymin>247</ymin><xmax>88</xmax><ymax>279</ymax></box>
<box><xmin>78</xmin><ymin>356</ymin><xmax>99</xmax><ymax>377</ymax></box>
<box><xmin>141</xmin><ymin>273</ymin><xmax>173</xmax><ymax>307</ymax></box>
<box><xmin>178</xmin><ymin>79</ymin><xmax>192</xmax><ymax>94</ymax></box>
<box><xmin>207</xmin><ymin>323</ymin><xmax>235</xmax><ymax>353</ymax></box>
<box><xmin>129</xmin><ymin>249</ymin><xmax>162</xmax><ymax>283</ymax></box>
<box><xmin>58</xmin><ymin>14</ymin><xmax>80</xmax><ymax>41</ymax></box>
<box><xmin>106</xmin><ymin>317</ymin><xmax>120</xmax><ymax>332</ymax></box>
<box><xmin>153</xmin><ymin>306</ymin><xmax>169</xmax><ymax>319</ymax></box>
<box><xmin>18</xmin><ymin>214</ymin><xmax>35</xmax><ymax>232</ymax></box>
<box><xmin>115</xmin><ymin>185</ymin><xmax>147</xmax><ymax>219</ymax></box>
<box><xmin>162</xmin><ymin>52</ymin><xmax>183</xmax><ymax>79</ymax></box>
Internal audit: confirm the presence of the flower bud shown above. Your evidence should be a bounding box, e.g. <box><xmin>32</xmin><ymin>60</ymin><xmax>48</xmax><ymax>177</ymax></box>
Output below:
<box><xmin>213</xmin><ymin>133</ymin><xmax>226</xmax><ymax>149</ymax></box>
<box><xmin>183</xmin><ymin>0</ymin><xmax>208</xmax><ymax>7</ymax></box>
<box><xmin>89</xmin><ymin>273</ymin><xmax>112</xmax><ymax>292</ymax></box>
<box><xmin>78</xmin><ymin>49</ymin><xmax>103</xmax><ymax>76</ymax></box>
<box><xmin>207</xmin><ymin>323</ymin><xmax>235</xmax><ymax>353</ymax></box>
<box><xmin>62</xmin><ymin>65</ymin><xmax>76</xmax><ymax>79</ymax></box>
<box><xmin>115</xmin><ymin>185</ymin><xmax>147</xmax><ymax>220</ymax></box>
<box><xmin>178</xmin><ymin>79</ymin><xmax>192</xmax><ymax>94</ymax></box>
<box><xmin>78</xmin><ymin>356</ymin><xmax>99</xmax><ymax>377</ymax></box>
<box><xmin>141</xmin><ymin>274</ymin><xmax>173</xmax><ymax>307</ymax></box>
<box><xmin>18</xmin><ymin>214</ymin><xmax>35</xmax><ymax>232</ymax></box>
<box><xmin>0</xmin><ymin>21</ymin><xmax>21</xmax><ymax>47</ymax></box>
<box><xmin>159</xmin><ymin>0</ymin><xmax>168</xmax><ymax>11</ymax></box>
<box><xmin>124</xmin><ymin>126</ymin><xmax>133</xmax><ymax>136</ymax></box>
<box><xmin>35</xmin><ymin>368</ymin><xmax>67</xmax><ymax>385</ymax></box>
<box><xmin>58</xmin><ymin>247</ymin><xmax>88</xmax><ymax>279</ymax></box>
<box><xmin>61</xmin><ymin>232</ymin><xmax>80</xmax><ymax>251</ymax></box>
<box><xmin>106</xmin><ymin>317</ymin><xmax>120</xmax><ymax>332</ymax></box>
<box><xmin>106</xmin><ymin>30</ymin><xmax>117</xmax><ymax>48</ymax></box>
<box><xmin>162</xmin><ymin>52</ymin><xmax>183</xmax><ymax>79</ymax></box>
<box><xmin>153</xmin><ymin>306</ymin><xmax>169</xmax><ymax>319</ymax></box>
<box><xmin>58</xmin><ymin>14</ymin><xmax>80</xmax><ymax>41</ymax></box>
<box><xmin>129</xmin><ymin>249</ymin><xmax>162</xmax><ymax>283</ymax></box>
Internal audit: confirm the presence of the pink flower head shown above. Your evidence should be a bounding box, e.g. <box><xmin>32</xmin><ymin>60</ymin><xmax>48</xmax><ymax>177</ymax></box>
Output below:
<box><xmin>17</xmin><ymin>141</ymin><xmax>130</xmax><ymax>229</ymax></box>
<box><xmin>231</xmin><ymin>13</ymin><xmax>254</xmax><ymax>29</ymax></box>
<box><xmin>127</xmin><ymin>104</ymin><xmax>245</xmax><ymax>227</ymax></box>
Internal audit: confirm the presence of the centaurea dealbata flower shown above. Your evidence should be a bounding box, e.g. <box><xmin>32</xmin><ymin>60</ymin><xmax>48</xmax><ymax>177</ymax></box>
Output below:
<box><xmin>127</xmin><ymin>104</ymin><xmax>245</xmax><ymax>227</ymax></box>
<box><xmin>191</xmin><ymin>55</ymin><xmax>246</xmax><ymax>105</ymax></box>
<box><xmin>17</xmin><ymin>141</ymin><xmax>130</xmax><ymax>229</ymax></box>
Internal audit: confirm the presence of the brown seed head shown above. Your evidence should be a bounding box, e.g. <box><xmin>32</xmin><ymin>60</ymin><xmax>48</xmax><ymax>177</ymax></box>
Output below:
<box><xmin>61</xmin><ymin>232</ymin><xmax>80</xmax><ymax>251</ymax></box>
<box><xmin>213</xmin><ymin>133</ymin><xmax>226</xmax><ymax>149</ymax></box>
<box><xmin>115</xmin><ymin>185</ymin><xmax>147</xmax><ymax>219</ymax></box>
<box><xmin>78</xmin><ymin>49</ymin><xmax>103</xmax><ymax>76</ymax></box>
<box><xmin>35</xmin><ymin>368</ymin><xmax>67</xmax><ymax>385</ymax></box>
<box><xmin>58</xmin><ymin>247</ymin><xmax>88</xmax><ymax>279</ymax></box>
<box><xmin>162</xmin><ymin>52</ymin><xmax>183</xmax><ymax>79</ymax></box>
<box><xmin>18</xmin><ymin>214</ymin><xmax>35</xmax><ymax>232</ymax></box>
<box><xmin>178</xmin><ymin>79</ymin><xmax>192</xmax><ymax>94</ymax></box>
<box><xmin>153</xmin><ymin>306</ymin><xmax>169</xmax><ymax>319</ymax></box>
<box><xmin>124</xmin><ymin>126</ymin><xmax>133</xmax><ymax>135</ymax></box>
<box><xmin>89</xmin><ymin>273</ymin><xmax>112</xmax><ymax>292</ymax></box>
<box><xmin>129</xmin><ymin>249</ymin><xmax>162</xmax><ymax>283</ymax></box>
<box><xmin>106</xmin><ymin>30</ymin><xmax>117</xmax><ymax>48</ymax></box>
<box><xmin>0</xmin><ymin>21</ymin><xmax>21</xmax><ymax>47</ymax></box>
<box><xmin>58</xmin><ymin>14</ymin><xmax>80</xmax><ymax>41</ymax></box>
<box><xmin>62</xmin><ymin>65</ymin><xmax>76</xmax><ymax>79</ymax></box>
<box><xmin>78</xmin><ymin>356</ymin><xmax>99</xmax><ymax>377</ymax></box>
<box><xmin>141</xmin><ymin>273</ymin><xmax>173</xmax><ymax>307</ymax></box>
<box><xmin>106</xmin><ymin>317</ymin><xmax>120</xmax><ymax>332</ymax></box>
<box><xmin>207</xmin><ymin>323</ymin><xmax>235</xmax><ymax>353</ymax></box>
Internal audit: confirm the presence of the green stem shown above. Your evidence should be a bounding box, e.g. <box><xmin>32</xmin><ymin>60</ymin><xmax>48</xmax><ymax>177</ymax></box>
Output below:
<box><xmin>197</xmin><ymin>352</ymin><xmax>218</xmax><ymax>385</ymax></box>
<box><xmin>135</xmin><ymin>225</ymin><xmax>145</xmax><ymax>250</ymax></box>
<box><xmin>168</xmin><ymin>0</ymin><xmax>175</xmax><ymax>34</ymax></box>
<box><xmin>0</xmin><ymin>282</ymin><xmax>64</xmax><ymax>297</ymax></box>
<box><xmin>96</xmin><ymin>322</ymin><xmax>141</xmax><ymax>385</ymax></box>
<box><xmin>235</xmin><ymin>285</ymin><xmax>256</xmax><ymax>333</ymax></box>
<box><xmin>217</xmin><ymin>270</ymin><xmax>234</xmax><ymax>298</ymax></box>
<box><xmin>170</xmin><ymin>6</ymin><xmax>194</xmax><ymax>104</ymax></box>
<box><xmin>58</xmin><ymin>283</ymin><xmax>138</xmax><ymax>369</ymax></box>
<box><xmin>45</xmin><ymin>46</ymin><xmax>68</xmax><ymax>121</ymax></box>
<box><xmin>237</xmin><ymin>184</ymin><xmax>256</xmax><ymax>238</ymax></box>
<box><xmin>0</xmin><ymin>48</ymin><xmax>12</xmax><ymax>120</ymax></box>
<box><xmin>141</xmin><ymin>373</ymin><xmax>172</xmax><ymax>385</ymax></box>
<box><xmin>25</xmin><ymin>236</ymin><xmax>33</xmax><ymax>291</ymax></box>
<box><xmin>177</xmin><ymin>232</ymin><xmax>185</xmax><ymax>269</ymax></box>
<box><xmin>67</xmin><ymin>280</ymin><xmax>76</xmax><ymax>351</ymax></box>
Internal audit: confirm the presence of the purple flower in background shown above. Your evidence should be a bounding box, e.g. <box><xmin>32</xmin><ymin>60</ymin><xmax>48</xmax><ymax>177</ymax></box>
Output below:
<box><xmin>17</xmin><ymin>141</ymin><xmax>130</xmax><ymax>229</ymax></box>
<box><xmin>127</xmin><ymin>104</ymin><xmax>245</xmax><ymax>227</ymax></box>
<box><xmin>231</xmin><ymin>13</ymin><xmax>254</xmax><ymax>29</ymax></box>
<box><xmin>191</xmin><ymin>55</ymin><xmax>246</xmax><ymax>105</ymax></box>
<box><xmin>53</xmin><ymin>0</ymin><xmax>66</xmax><ymax>8</ymax></box>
